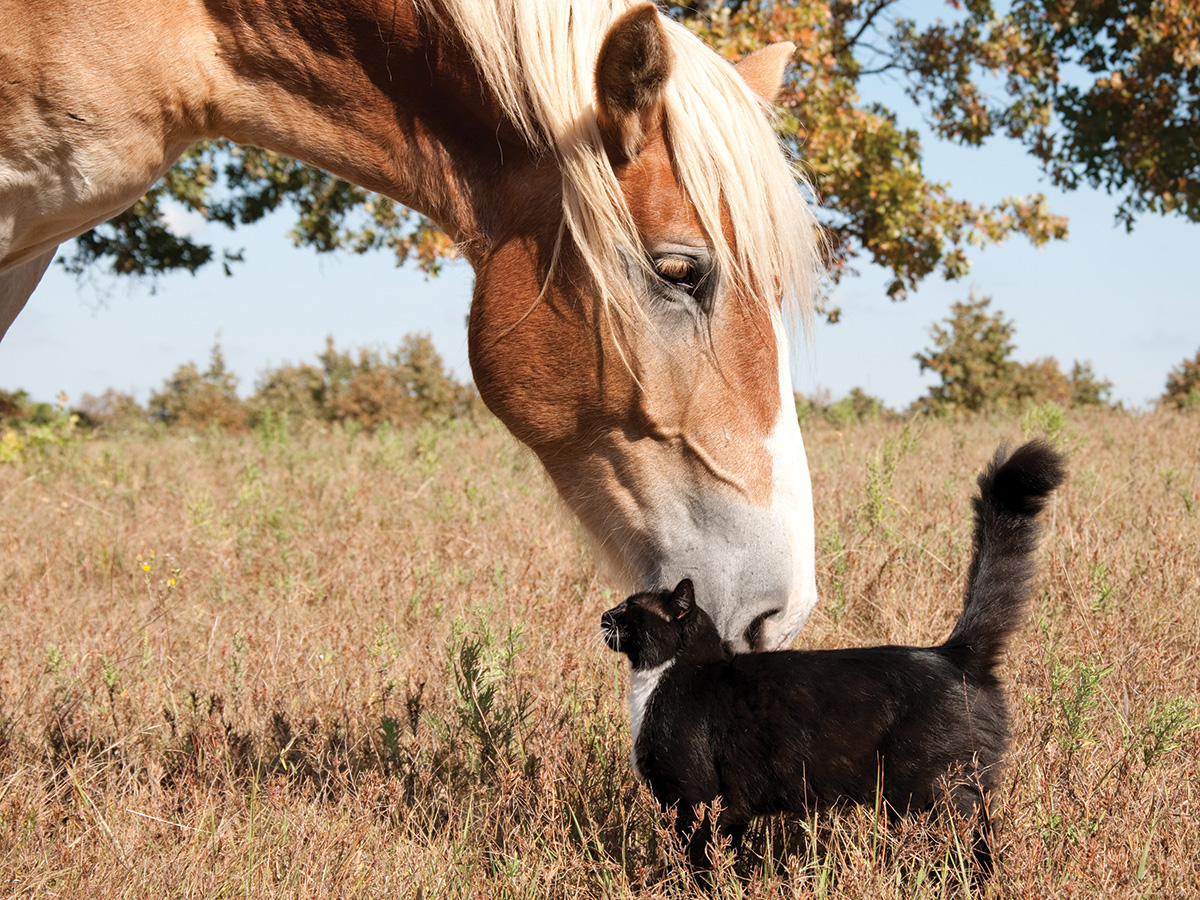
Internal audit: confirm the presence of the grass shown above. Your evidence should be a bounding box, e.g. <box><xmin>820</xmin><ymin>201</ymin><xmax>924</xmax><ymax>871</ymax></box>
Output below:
<box><xmin>0</xmin><ymin>409</ymin><xmax>1197</xmax><ymax>897</ymax></box>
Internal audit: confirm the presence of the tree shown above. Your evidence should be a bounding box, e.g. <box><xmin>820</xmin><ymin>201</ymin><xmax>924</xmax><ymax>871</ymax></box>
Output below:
<box><xmin>148</xmin><ymin>342</ymin><xmax>247</xmax><ymax>430</ymax></box>
<box><xmin>676</xmin><ymin>1</ymin><xmax>1068</xmax><ymax>308</ymax></box>
<box><xmin>1161</xmin><ymin>348</ymin><xmax>1200</xmax><ymax>408</ymax></box>
<box><xmin>891</xmin><ymin>0</ymin><xmax>1200</xmax><ymax>228</ymax></box>
<box><xmin>69</xmin><ymin>2</ymin><xmax>1198</xmax><ymax>315</ymax></box>
<box><xmin>1067</xmin><ymin>361</ymin><xmax>1114</xmax><ymax>408</ymax></box>
<box><xmin>915</xmin><ymin>295</ymin><xmax>1113</xmax><ymax>414</ymax></box>
<box><xmin>915</xmin><ymin>295</ymin><xmax>1021</xmax><ymax>413</ymax></box>
<box><xmin>62</xmin><ymin>145</ymin><xmax>454</xmax><ymax>279</ymax></box>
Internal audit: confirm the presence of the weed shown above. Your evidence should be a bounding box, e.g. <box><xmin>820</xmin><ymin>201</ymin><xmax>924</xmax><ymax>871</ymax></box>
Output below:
<box><xmin>820</xmin><ymin>527</ymin><xmax>848</xmax><ymax>623</ymax></box>
<box><xmin>252</xmin><ymin>408</ymin><xmax>290</xmax><ymax>450</ymax></box>
<box><xmin>862</xmin><ymin>420</ymin><xmax>921</xmax><ymax>532</ymax></box>
<box><xmin>1089</xmin><ymin>562</ymin><xmax>1115</xmax><ymax>612</ymax></box>
<box><xmin>1138</xmin><ymin>698</ymin><xmax>1199</xmax><ymax>769</ymax></box>
<box><xmin>1042</xmin><ymin>654</ymin><xmax>1113</xmax><ymax>770</ymax></box>
<box><xmin>446</xmin><ymin>616</ymin><xmax>532</xmax><ymax>777</ymax></box>
<box><xmin>44</xmin><ymin>645</ymin><xmax>66</xmax><ymax>676</ymax></box>
<box><xmin>229</xmin><ymin>628</ymin><xmax>248</xmax><ymax>711</ymax></box>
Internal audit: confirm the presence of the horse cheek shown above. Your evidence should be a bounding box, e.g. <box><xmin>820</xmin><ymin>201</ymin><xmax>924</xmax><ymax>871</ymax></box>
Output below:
<box><xmin>468</xmin><ymin>248</ymin><xmax>604</xmax><ymax>454</ymax></box>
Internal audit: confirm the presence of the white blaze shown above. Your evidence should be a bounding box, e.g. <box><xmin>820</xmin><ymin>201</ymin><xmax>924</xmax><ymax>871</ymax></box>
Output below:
<box><xmin>759</xmin><ymin>313</ymin><xmax>819</xmax><ymax>650</ymax></box>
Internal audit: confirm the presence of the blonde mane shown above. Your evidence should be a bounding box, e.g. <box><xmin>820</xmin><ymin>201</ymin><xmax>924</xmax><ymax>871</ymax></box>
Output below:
<box><xmin>417</xmin><ymin>0</ymin><xmax>820</xmax><ymax>327</ymax></box>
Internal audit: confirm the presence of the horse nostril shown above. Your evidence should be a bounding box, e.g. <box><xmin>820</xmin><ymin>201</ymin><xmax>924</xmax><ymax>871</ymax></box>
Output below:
<box><xmin>743</xmin><ymin>608</ymin><xmax>781</xmax><ymax>651</ymax></box>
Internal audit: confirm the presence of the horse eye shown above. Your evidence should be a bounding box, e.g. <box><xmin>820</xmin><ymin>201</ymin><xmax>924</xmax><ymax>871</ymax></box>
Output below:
<box><xmin>653</xmin><ymin>255</ymin><xmax>699</xmax><ymax>292</ymax></box>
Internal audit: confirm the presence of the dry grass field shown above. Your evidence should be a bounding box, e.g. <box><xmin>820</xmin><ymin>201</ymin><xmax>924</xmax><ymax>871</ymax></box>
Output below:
<box><xmin>0</xmin><ymin>409</ymin><xmax>1196</xmax><ymax>898</ymax></box>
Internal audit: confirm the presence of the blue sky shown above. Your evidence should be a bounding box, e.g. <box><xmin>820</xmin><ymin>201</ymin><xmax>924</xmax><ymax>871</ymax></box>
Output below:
<box><xmin>2</xmin><ymin>83</ymin><xmax>1196</xmax><ymax>412</ymax></box>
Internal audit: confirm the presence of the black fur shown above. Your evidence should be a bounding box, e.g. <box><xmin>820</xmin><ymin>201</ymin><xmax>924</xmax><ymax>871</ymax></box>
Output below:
<box><xmin>601</xmin><ymin>441</ymin><xmax>1065</xmax><ymax>875</ymax></box>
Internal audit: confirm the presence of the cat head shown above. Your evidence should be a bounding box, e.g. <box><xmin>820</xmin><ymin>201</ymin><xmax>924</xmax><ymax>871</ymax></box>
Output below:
<box><xmin>601</xmin><ymin>579</ymin><xmax>723</xmax><ymax>669</ymax></box>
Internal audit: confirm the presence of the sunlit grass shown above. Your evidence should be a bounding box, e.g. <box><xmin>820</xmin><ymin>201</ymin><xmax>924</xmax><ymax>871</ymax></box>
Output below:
<box><xmin>0</xmin><ymin>410</ymin><xmax>1196</xmax><ymax>897</ymax></box>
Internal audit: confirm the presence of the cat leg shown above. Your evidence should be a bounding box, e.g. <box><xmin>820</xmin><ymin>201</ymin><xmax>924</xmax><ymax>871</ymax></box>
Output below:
<box><xmin>682</xmin><ymin>806</ymin><xmax>748</xmax><ymax>881</ymax></box>
<box><xmin>947</xmin><ymin>783</ymin><xmax>995</xmax><ymax>881</ymax></box>
<box><xmin>672</xmin><ymin>803</ymin><xmax>714</xmax><ymax>872</ymax></box>
<box><xmin>719</xmin><ymin>819</ymin><xmax>748</xmax><ymax>855</ymax></box>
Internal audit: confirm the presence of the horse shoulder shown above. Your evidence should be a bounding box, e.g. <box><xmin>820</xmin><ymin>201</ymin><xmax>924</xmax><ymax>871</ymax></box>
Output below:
<box><xmin>0</xmin><ymin>1</ymin><xmax>217</xmax><ymax>269</ymax></box>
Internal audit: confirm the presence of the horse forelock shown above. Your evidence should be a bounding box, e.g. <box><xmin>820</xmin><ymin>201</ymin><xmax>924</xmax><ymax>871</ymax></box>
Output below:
<box><xmin>415</xmin><ymin>0</ymin><xmax>822</xmax><ymax>332</ymax></box>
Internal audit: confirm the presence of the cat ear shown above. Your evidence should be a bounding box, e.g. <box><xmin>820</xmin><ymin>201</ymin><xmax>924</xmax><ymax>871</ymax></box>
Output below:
<box><xmin>672</xmin><ymin>578</ymin><xmax>695</xmax><ymax>619</ymax></box>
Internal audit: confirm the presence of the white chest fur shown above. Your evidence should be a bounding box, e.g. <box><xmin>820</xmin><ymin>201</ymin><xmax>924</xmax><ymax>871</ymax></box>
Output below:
<box><xmin>628</xmin><ymin>661</ymin><xmax>673</xmax><ymax>780</ymax></box>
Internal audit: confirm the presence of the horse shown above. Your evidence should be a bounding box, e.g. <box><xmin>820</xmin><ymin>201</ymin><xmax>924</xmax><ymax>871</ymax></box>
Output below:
<box><xmin>0</xmin><ymin>0</ymin><xmax>823</xmax><ymax>652</ymax></box>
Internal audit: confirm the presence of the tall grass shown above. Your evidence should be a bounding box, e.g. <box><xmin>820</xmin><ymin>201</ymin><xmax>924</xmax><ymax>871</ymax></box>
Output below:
<box><xmin>0</xmin><ymin>410</ymin><xmax>1196</xmax><ymax>897</ymax></box>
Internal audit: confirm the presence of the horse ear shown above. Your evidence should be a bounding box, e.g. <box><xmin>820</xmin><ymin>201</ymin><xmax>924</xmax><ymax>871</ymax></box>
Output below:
<box><xmin>735</xmin><ymin>42</ymin><xmax>796</xmax><ymax>103</ymax></box>
<box><xmin>672</xmin><ymin>578</ymin><xmax>695</xmax><ymax>619</ymax></box>
<box><xmin>594</xmin><ymin>3</ymin><xmax>672</xmax><ymax>162</ymax></box>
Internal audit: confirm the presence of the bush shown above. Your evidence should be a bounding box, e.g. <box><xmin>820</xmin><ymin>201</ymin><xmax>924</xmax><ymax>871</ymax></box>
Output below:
<box><xmin>1069</xmin><ymin>361</ymin><xmax>1114</xmax><ymax>408</ymax></box>
<box><xmin>148</xmin><ymin>342</ymin><xmax>248</xmax><ymax>430</ymax></box>
<box><xmin>1161</xmin><ymin>349</ymin><xmax>1200</xmax><ymax>409</ymax></box>
<box><xmin>1014</xmin><ymin>357</ymin><xmax>1073</xmax><ymax>407</ymax></box>
<box><xmin>0</xmin><ymin>394</ymin><xmax>81</xmax><ymax>462</ymax></box>
<box><xmin>0</xmin><ymin>389</ymin><xmax>28</xmax><ymax>423</ymax></box>
<box><xmin>250</xmin><ymin>334</ymin><xmax>482</xmax><ymax>430</ymax></box>
<box><xmin>915</xmin><ymin>296</ymin><xmax>1114</xmax><ymax>414</ymax></box>
<box><xmin>247</xmin><ymin>363</ymin><xmax>326</xmax><ymax>425</ymax></box>
<box><xmin>796</xmin><ymin>387</ymin><xmax>894</xmax><ymax>427</ymax></box>
<box><xmin>140</xmin><ymin>333</ymin><xmax>481</xmax><ymax>433</ymax></box>
<box><xmin>77</xmin><ymin>389</ymin><xmax>148</xmax><ymax>430</ymax></box>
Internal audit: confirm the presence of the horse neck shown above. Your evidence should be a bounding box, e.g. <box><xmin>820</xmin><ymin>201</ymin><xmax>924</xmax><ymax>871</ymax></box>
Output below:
<box><xmin>200</xmin><ymin>0</ymin><xmax>534</xmax><ymax>259</ymax></box>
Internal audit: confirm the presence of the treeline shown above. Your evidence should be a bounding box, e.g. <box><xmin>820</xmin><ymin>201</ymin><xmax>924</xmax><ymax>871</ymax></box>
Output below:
<box><xmin>5</xmin><ymin>301</ymin><xmax>1200</xmax><ymax>438</ymax></box>
<box><xmin>798</xmin><ymin>296</ymin><xmax>1200</xmax><ymax>425</ymax></box>
<box><xmin>0</xmin><ymin>333</ymin><xmax>481</xmax><ymax>436</ymax></box>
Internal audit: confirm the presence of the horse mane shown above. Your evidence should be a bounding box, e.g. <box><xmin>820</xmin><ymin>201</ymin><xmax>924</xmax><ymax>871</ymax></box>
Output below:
<box><xmin>416</xmin><ymin>0</ymin><xmax>820</xmax><ymax>329</ymax></box>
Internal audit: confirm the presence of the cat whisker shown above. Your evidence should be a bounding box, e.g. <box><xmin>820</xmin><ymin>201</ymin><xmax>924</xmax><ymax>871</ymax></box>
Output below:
<box><xmin>598</xmin><ymin>624</ymin><xmax>621</xmax><ymax>652</ymax></box>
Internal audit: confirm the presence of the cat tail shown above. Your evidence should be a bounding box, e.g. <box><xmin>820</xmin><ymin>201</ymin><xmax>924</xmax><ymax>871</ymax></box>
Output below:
<box><xmin>940</xmin><ymin>440</ymin><xmax>1065</xmax><ymax>684</ymax></box>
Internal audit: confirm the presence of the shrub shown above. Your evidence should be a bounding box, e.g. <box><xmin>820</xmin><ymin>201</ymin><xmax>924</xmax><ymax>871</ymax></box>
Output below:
<box><xmin>148</xmin><ymin>342</ymin><xmax>248</xmax><ymax>431</ymax></box>
<box><xmin>828</xmin><ymin>387</ymin><xmax>890</xmax><ymax>425</ymax></box>
<box><xmin>1014</xmin><ymin>357</ymin><xmax>1073</xmax><ymax>407</ymax></box>
<box><xmin>0</xmin><ymin>394</ymin><xmax>81</xmax><ymax>462</ymax></box>
<box><xmin>1069</xmin><ymin>361</ymin><xmax>1114</xmax><ymax>408</ymax></box>
<box><xmin>247</xmin><ymin>363</ymin><xmax>326</xmax><ymax>425</ymax></box>
<box><xmin>0</xmin><ymin>389</ymin><xmax>28</xmax><ymax>423</ymax></box>
<box><xmin>318</xmin><ymin>334</ymin><xmax>477</xmax><ymax>425</ymax></box>
<box><xmin>796</xmin><ymin>387</ymin><xmax>893</xmax><ymax>427</ymax></box>
<box><xmin>250</xmin><ymin>334</ymin><xmax>482</xmax><ymax>431</ymax></box>
<box><xmin>915</xmin><ymin>296</ymin><xmax>1114</xmax><ymax>414</ymax></box>
<box><xmin>1161</xmin><ymin>349</ymin><xmax>1200</xmax><ymax>409</ymax></box>
<box><xmin>77</xmin><ymin>389</ymin><xmax>148</xmax><ymax>430</ymax></box>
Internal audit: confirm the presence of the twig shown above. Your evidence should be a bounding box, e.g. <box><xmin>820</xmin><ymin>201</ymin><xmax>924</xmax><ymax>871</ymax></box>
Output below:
<box><xmin>0</xmin><ymin>474</ymin><xmax>34</xmax><ymax>506</ymax></box>
<box><xmin>66</xmin><ymin>764</ymin><xmax>134</xmax><ymax>871</ymax></box>
<box><xmin>125</xmin><ymin>808</ymin><xmax>197</xmax><ymax>831</ymax></box>
<box><xmin>60</xmin><ymin>490</ymin><xmax>115</xmax><ymax>518</ymax></box>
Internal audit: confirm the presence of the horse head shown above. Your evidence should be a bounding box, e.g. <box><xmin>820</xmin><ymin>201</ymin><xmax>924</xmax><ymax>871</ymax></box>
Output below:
<box><xmin>0</xmin><ymin>0</ymin><xmax>822</xmax><ymax>651</ymax></box>
<box><xmin>463</xmin><ymin>4</ymin><xmax>822</xmax><ymax>651</ymax></box>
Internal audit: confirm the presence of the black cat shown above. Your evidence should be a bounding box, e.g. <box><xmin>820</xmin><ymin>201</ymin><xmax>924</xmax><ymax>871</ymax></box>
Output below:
<box><xmin>601</xmin><ymin>441</ymin><xmax>1064</xmax><ymax>875</ymax></box>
